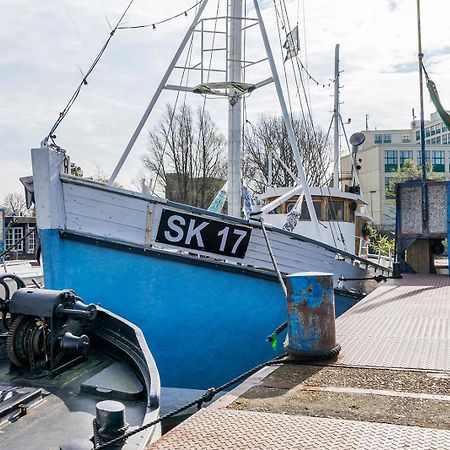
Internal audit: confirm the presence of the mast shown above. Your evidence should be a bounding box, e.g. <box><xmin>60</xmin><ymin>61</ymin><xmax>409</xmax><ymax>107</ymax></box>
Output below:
<box><xmin>333</xmin><ymin>44</ymin><xmax>340</xmax><ymax>189</ymax></box>
<box><xmin>227</xmin><ymin>0</ymin><xmax>243</xmax><ymax>217</ymax></box>
<box><xmin>416</xmin><ymin>0</ymin><xmax>428</xmax><ymax>222</ymax></box>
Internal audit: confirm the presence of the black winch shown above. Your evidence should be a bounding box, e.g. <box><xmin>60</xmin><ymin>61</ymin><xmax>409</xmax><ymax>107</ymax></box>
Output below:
<box><xmin>2</xmin><ymin>286</ymin><xmax>97</xmax><ymax>377</ymax></box>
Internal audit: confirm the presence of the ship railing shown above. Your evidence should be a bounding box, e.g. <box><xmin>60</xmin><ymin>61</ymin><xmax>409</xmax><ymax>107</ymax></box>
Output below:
<box><xmin>357</xmin><ymin>236</ymin><xmax>393</xmax><ymax>269</ymax></box>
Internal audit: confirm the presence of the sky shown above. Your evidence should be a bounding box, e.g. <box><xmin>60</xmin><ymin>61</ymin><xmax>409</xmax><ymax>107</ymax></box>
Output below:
<box><xmin>1</xmin><ymin>0</ymin><xmax>450</xmax><ymax>201</ymax></box>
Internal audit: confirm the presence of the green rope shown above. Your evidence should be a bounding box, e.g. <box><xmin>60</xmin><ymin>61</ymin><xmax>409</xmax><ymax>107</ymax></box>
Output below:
<box><xmin>270</xmin><ymin>332</ymin><xmax>278</xmax><ymax>350</ymax></box>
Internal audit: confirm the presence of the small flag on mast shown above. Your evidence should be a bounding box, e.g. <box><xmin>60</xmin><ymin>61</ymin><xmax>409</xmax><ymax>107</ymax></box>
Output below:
<box><xmin>208</xmin><ymin>182</ymin><xmax>228</xmax><ymax>213</ymax></box>
<box><xmin>283</xmin><ymin>26</ymin><xmax>300</xmax><ymax>62</ymax></box>
<box><xmin>427</xmin><ymin>78</ymin><xmax>450</xmax><ymax>132</ymax></box>
<box><xmin>242</xmin><ymin>183</ymin><xmax>255</xmax><ymax>220</ymax></box>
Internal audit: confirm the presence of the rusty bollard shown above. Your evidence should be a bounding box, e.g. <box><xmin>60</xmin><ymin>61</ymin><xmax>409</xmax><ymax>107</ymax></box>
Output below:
<box><xmin>284</xmin><ymin>272</ymin><xmax>340</xmax><ymax>360</ymax></box>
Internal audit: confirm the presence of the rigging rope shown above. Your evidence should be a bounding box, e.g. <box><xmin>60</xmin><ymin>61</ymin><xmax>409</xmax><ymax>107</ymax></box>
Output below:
<box><xmin>45</xmin><ymin>0</ymin><xmax>207</xmax><ymax>146</ymax></box>
<box><xmin>45</xmin><ymin>0</ymin><xmax>135</xmax><ymax>144</ymax></box>
<box><xmin>117</xmin><ymin>1</ymin><xmax>203</xmax><ymax>30</ymax></box>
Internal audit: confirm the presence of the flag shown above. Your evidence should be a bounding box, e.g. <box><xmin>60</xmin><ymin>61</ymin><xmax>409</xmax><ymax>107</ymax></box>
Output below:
<box><xmin>242</xmin><ymin>183</ymin><xmax>255</xmax><ymax>220</ymax></box>
<box><xmin>426</xmin><ymin>79</ymin><xmax>450</xmax><ymax>132</ymax></box>
<box><xmin>283</xmin><ymin>26</ymin><xmax>299</xmax><ymax>62</ymax></box>
<box><xmin>207</xmin><ymin>182</ymin><xmax>228</xmax><ymax>213</ymax></box>
<box><xmin>283</xmin><ymin>193</ymin><xmax>304</xmax><ymax>232</ymax></box>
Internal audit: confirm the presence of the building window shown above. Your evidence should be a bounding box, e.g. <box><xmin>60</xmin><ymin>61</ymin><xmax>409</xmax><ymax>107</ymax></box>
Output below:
<box><xmin>425</xmin><ymin>127</ymin><xmax>430</xmax><ymax>137</ymax></box>
<box><xmin>442</xmin><ymin>134</ymin><xmax>448</xmax><ymax>144</ymax></box>
<box><xmin>436</xmin><ymin>136</ymin><xmax>441</xmax><ymax>144</ymax></box>
<box><xmin>328</xmin><ymin>200</ymin><xmax>344</xmax><ymax>221</ymax></box>
<box><xmin>431</xmin><ymin>137</ymin><xmax>436</xmax><ymax>144</ymax></box>
<box><xmin>401</xmin><ymin>134</ymin><xmax>410</xmax><ymax>143</ymax></box>
<box><xmin>436</xmin><ymin>123</ymin><xmax>442</xmax><ymax>134</ymax></box>
<box><xmin>384</xmin><ymin>150</ymin><xmax>398</xmax><ymax>172</ymax></box>
<box><xmin>374</xmin><ymin>134</ymin><xmax>382</xmax><ymax>144</ymax></box>
<box><xmin>5</xmin><ymin>228</ymin><xmax>23</xmax><ymax>252</ymax></box>
<box><xmin>385</xmin><ymin>178</ymin><xmax>395</xmax><ymax>199</ymax></box>
<box><xmin>431</xmin><ymin>151</ymin><xmax>445</xmax><ymax>172</ymax></box>
<box><xmin>416</xmin><ymin>130</ymin><xmax>420</xmax><ymax>141</ymax></box>
<box><xmin>430</xmin><ymin>125</ymin><xmax>436</xmax><ymax>136</ymax></box>
<box><xmin>432</xmin><ymin>151</ymin><xmax>445</xmax><ymax>172</ymax></box>
<box><xmin>400</xmin><ymin>150</ymin><xmax>414</xmax><ymax>168</ymax></box>
<box><xmin>383</xmin><ymin>134</ymin><xmax>391</xmax><ymax>143</ymax></box>
<box><xmin>28</xmin><ymin>227</ymin><xmax>36</xmax><ymax>253</ymax></box>
<box><xmin>417</xmin><ymin>150</ymin><xmax>431</xmax><ymax>166</ymax></box>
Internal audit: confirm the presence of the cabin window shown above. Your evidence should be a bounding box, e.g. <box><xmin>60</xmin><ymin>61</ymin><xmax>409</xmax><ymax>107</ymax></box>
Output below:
<box><xmin>400</xmin><ymin>150</ymin><xmax>413</xmax><ymax>168</ymax></box>
<box><xmin>328</xmin><ymin>201</ymin><xmax>344</xmax><ymax>221</ymax></box>
<box><xmin>432</xmin><ymin>150</ymin><xmax>445</xmax><ymax>172</ymax></box>
<box><xmin>267</xmin><ymin>205</ymin><xmax>282</xmax><ymax>214</ymax></box>
<box><xmin>286</xmin><ymin>202</ymin><xmax>297</xmax><ymax>213</ymax></box>
<box><xmin>384</xmin><ymin>150</ymin><xmax>398</xmax><ymax>172</ymax></box>
<box><xmin>300</xmin><ymin>201</ymin><xmax>322</xmax><ymax>221</ymax></box>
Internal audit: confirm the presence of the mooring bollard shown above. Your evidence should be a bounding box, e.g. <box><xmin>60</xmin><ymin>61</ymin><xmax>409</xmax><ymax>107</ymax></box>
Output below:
<box><xmin>284</xmin><ymin>272</ymin><xmax>340</xmax><ymax>360</ymax></box>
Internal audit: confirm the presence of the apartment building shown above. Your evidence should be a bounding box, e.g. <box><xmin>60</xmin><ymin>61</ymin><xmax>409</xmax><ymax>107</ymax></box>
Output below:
<box><xmin>341</xmin><ymin>112</ymin><xmax>450</xmax><ymax>231</ymax></box>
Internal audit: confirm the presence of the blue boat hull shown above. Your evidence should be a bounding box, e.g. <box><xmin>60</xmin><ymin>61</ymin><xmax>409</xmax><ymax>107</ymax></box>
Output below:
<box><xmin>41</xmin><ymin>229</ymin><xmax>360</xmax><ymax>389</ymax></box>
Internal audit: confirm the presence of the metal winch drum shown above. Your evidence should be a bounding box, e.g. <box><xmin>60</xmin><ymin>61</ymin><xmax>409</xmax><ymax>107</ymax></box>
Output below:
<box><xmin>2</xmin><ymin>287</ymin><xmax>97</xmax><ymax>376</ymax></box>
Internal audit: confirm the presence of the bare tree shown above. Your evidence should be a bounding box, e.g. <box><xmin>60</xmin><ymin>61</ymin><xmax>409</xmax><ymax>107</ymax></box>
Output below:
<box><xmin>1</xmin><ymin>193</ymin><xmax>28</xmax><ymax>216</ymax></box>
<box><xmin>243</xmin><ymin>114</ymin><xmax>332</xmax><ymax>193</ymax></box>
<box><xmin>143</xmin><ymin>104</ymin><xmax>226</xmax><ymax>209</ymax></box>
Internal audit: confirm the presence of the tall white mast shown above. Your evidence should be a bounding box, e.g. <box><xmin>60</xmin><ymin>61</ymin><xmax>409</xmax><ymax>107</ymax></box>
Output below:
<box><xmin>227</xmin><ymin>0</ymin><xmax>243</xmax><ymax>217</ymax></box>
<box><xmin>333</xmin><ymin>43</ymin><xmax>340</xmax><ymax>189</ymax></box>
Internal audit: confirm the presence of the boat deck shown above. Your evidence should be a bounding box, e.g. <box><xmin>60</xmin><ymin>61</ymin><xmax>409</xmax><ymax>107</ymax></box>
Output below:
<box><xmin>148</xmin><ymin>274</ymin><xmax>450</xmax><ymax>449</ymax></box>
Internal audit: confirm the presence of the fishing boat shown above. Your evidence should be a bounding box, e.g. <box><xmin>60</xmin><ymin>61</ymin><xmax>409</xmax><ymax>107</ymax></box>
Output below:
<box><xmin>0</xmin><ymin>274</ymin><xmax>161</xmax><ymax>449</ymax></box>
<box><xmin>25</xmin><ymin>0</ymin><xmax>390</xmax><ymax>389</ymax></box>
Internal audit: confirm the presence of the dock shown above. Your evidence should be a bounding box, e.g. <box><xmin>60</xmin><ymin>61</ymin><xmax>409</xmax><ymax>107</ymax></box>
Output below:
<box><xmin>148</xmin><ymin>274</ymin><xmax>450</xmax><ymax>449</ymax></box>
<box><xmin>1</xmin><ymin>260</ymin><xmax>42</xmax><ymax>286</ymax></box>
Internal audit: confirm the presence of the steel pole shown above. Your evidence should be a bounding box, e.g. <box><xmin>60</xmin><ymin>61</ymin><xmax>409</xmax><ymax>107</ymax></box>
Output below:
<box><xmin>333</xmin><ymin>44</ymin><xmax>340</xmax><ymax>189</ymax></box>
<box><xmin>416</xmin><ymin>0</ymin><xmax>428</xmax><ymax>222</ymax></box>
<box><xmin>227</xmin><ymin>0</ymin><xmax>243</xmax><ymax>216</ymax></box>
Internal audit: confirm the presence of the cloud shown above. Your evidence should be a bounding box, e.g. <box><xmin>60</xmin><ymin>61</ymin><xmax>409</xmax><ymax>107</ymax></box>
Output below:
<box><xmin>387</xmin><ymin>0</ymin><xmax>399</xmax><ymax>12</ymax></box>
<box><xmin>387</xmin><ymin>61</ymin><xmax>417</xmax><ymax>74</ymax></box>
<box><xmin>1</xmin><ymin>0</ymin><xmax>450</xmax><ymax>201</ymax></box>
